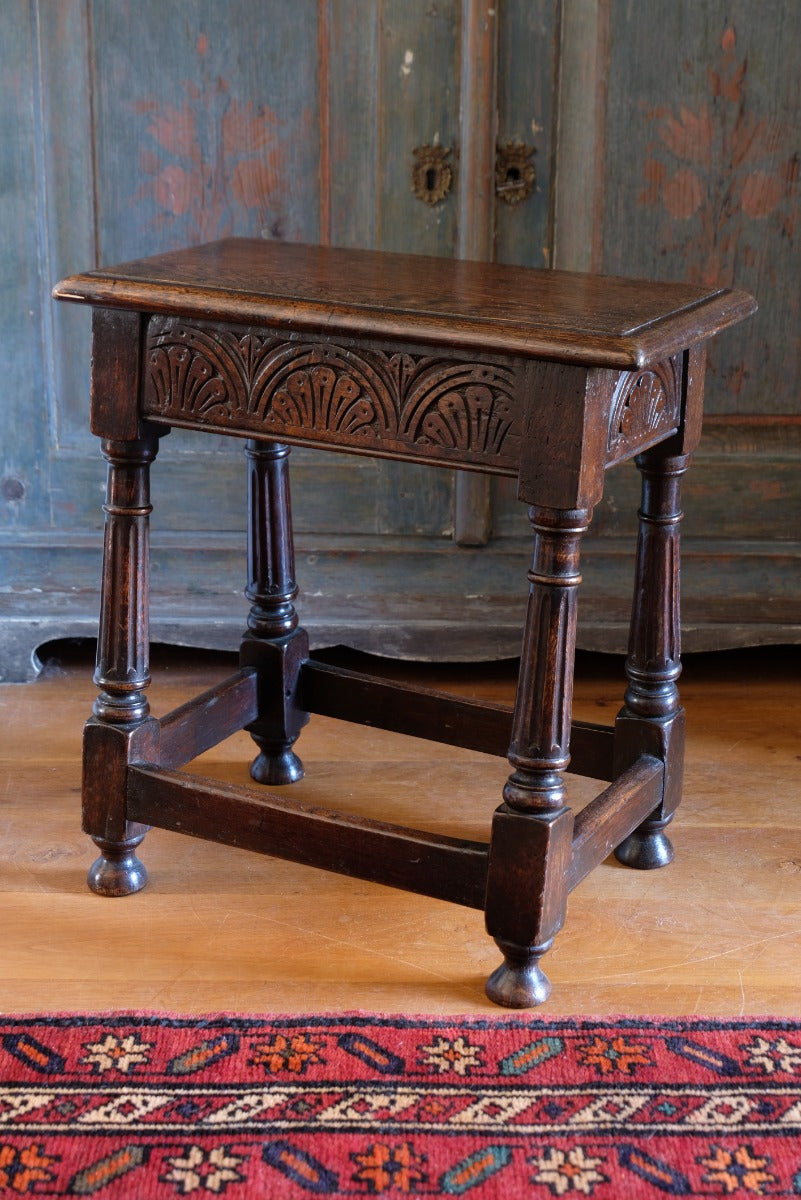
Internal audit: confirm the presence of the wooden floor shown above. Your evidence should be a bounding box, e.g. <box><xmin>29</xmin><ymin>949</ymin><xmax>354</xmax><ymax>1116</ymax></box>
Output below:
<box><xmin>1</xmin><ymin>640</ymin><xmax>799</xmax><ymax>1017</ymax></box>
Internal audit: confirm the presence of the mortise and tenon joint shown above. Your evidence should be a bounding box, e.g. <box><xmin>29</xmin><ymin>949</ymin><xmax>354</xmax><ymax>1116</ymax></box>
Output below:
<box><xmin>54</xmin><ymin>240</ymin><xmax>755</xmax><ymax>1007</ymax></box>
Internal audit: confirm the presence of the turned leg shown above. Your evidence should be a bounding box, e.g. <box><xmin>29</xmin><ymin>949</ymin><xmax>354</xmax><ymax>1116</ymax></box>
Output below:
<box><xmin>484</xmin><ymin>506</ymin><xmax>591</xmax><ymax>1007</ymax></box>
<box><xmin>614</xmin><ymin>449</ymin><xmax>690</xmax><ymax>869</ymax></box>
<box><xmin>241</xmin><ymin>439</ymin><xmax>309</xmax><ymax>786</ymax></box>
<box><xmin>84</xmin><ymin>433</ymin><xmax>160</xmax><ymax>896</ymax></box>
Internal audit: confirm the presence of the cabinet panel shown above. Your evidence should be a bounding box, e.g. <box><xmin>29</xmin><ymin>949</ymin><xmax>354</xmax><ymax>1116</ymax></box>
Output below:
<box><xmin>496</xmin><ymin>0</ymin><xmax>557</xmax><ymax>267</ymax></box>
<box><xmin>597</xmin><ymin>3</ymin><xmax>801</xmax><ymax>651</ymax></box>
<box><xmin>0</xmin><ymin>1</ymin><xmax>50</xmax><ymax>531</ymax></box>
<box><xmin>601</xmin><ymin>3</ymin><xmax>801</xmax><ymax>417</ymax></box>
<box><xmin>2</xmin><ymin>0</ymin><xmax>798</xmax><ymax>681</ymax></box>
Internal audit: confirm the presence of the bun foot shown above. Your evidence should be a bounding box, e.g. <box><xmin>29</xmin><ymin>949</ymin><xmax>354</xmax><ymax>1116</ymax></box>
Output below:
<box><xmin>485</xmin><ymin>941</ymin><xmax>552</xmax><ymax>1008</ymax></box>
<box><xmin>250</xmin><ymin>744</ymin><xmax>304</xmax><ymax>786</ymax></box>
<box><xmin>87</xmin><ymin>836</ymin><xmax>148</xmax><ymax>897</ymax></box>
<box><xmin>615</xmin><ymin>823</ymin><xmax>674</xmax><ymax>870</ymax></box>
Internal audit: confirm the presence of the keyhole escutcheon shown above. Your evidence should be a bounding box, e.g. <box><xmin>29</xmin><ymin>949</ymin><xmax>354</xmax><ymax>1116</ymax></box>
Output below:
<box><xmin>412</xmin><ymin>145</ymin><xmax>453</xmax><ymax>205</ymax></box>
<box><xmin>495</xmin><ymin>140</ymin><xmax>536</xmax><ymax>205</ymax></box>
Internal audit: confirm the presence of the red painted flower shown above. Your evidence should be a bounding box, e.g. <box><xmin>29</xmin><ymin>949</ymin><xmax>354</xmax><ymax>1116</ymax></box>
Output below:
<box><xmin>132</xmin><ymin>41</ymin><xmax>283</xmax><ymax>243</ymax></box>
<box><xmin>639</xmin><ymin>26</ymin><xmax>798</xmax><ymax>288</ymax></box>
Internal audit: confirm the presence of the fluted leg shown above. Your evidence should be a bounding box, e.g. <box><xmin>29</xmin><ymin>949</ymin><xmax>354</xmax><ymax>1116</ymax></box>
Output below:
<box><xmin>614</xmin><ymin>449</ymin><xmax>690</xmax><ymax>869</ymax></box>
<box><xmin>84</xmin><ymin>433</ymin><xmax>160</xmax><ymax>896</ymax></box>
<box><xmin>484</xmin><ymin>506</ymin><xmax>590</xmax><ymax>1007</ymax></box>
<box><xmin>241</xmin><ymin>439</ymin><xmax>309</xmax><ymax>786</ymax></box>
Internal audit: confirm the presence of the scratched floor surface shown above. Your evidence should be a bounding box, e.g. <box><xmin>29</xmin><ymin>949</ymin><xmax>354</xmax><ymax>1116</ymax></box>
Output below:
<box><xmin>1</xmin><ymin>641</ymin><xmax>799</xmax><ymax>1015</ymax></box>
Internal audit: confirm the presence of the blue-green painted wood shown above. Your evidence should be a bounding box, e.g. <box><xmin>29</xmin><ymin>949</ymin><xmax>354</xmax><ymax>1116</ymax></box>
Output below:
<box><xmin>0</xmin><ymin>1</ymin><xmax>50</xmax><ymax>533</ymax></box>
<box><xmin>90</xmin><ymin>0</ymin><xmax>322</xmax><ymax>260</ymax></box>
<box><xmin>496</xmin><ymin>0</ymin><xmax>558</xmax><ymax>268</ymax></box>
<box><xmin>325</xmin><ymin>0</ymin><xmax>380</xmax><ymax>249</ymax></box>
<box><xmin>36</xmin><ymin>0</ymin><xmax>95</xmax><ymax>446</ymax></box>
<box><xmin>378</xmin><ymin>0</ymin><xmax>460</xmax><ymax>255</ymax></box>
<box><xmin>602</xmin><ymin>2</ymin><xmax>801</xmax><ymax>418</ymax></box>
<box><xmin>2</xmin><ymin>0</ymin><xmax>798</xmax><ymax>680</ymax></box>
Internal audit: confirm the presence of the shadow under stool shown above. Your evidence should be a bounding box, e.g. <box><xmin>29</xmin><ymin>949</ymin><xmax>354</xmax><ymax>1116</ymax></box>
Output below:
<box><xmin>54</xmin><ymin>240</ymin><xmax>755</xmax><ymax>1007</ymax></box>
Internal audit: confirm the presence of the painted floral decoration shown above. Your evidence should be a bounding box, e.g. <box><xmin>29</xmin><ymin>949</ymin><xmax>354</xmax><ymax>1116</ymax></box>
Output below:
<box><xmin>133</xmin><ymin>36</ymin><xmax>282</xmax><ymax>243</ymax></box>
<box><xmin>639</xmin><ymin>26</ymin><xmax>798</xmax><ymax>289</ymax></box>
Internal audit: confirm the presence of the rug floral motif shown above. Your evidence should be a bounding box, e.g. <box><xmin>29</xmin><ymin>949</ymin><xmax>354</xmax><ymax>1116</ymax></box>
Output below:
<box><xmin>0</xmin><ymin>1014</ymin><xmax>800</xmax><ymax>1196</ymax></box>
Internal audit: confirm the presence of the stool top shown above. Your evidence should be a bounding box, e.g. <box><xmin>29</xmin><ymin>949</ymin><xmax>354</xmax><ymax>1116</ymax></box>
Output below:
<box><xmin>54</xmin><ymin>238</ymin><xmax>756</xmax><ymax>369</ymax></box>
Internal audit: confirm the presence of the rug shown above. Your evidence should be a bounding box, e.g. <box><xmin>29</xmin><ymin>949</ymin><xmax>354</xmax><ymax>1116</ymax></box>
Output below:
<box><xmin>0</xmin><ymin>1015</ymin><xmax>799</xmax><ymax>1197</ymax></box>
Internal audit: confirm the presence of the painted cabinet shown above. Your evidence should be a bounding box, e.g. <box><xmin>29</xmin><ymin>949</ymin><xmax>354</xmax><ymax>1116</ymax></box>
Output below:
<box><xmin>1</xmin><ymin>1</ymin><xmax>799</xmax><ymax>679</ymax></box>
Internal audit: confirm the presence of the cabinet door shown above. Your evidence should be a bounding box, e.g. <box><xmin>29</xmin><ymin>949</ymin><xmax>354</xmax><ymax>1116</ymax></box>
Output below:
<box><xmin>2</xmin><ymin>1</ymin><xmax>797</xmax><ymax>680</ymax></box>
<box><xmin>590</xmin><ymin>4</ymin><xmax>801</xmax><ymax>649</ymax></box>
<box><xmin>495</xmin><ymin>3</ymin><xmax>801</xmax><ymax>653</ymax></box>
<box><xmin>1</xmin><ymin>0</ymin><xmax>557</xmax><ymax>678</ymax></box>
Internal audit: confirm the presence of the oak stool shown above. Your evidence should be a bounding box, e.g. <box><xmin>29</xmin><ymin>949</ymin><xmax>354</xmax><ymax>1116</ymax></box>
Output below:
<box><xmin>54</xmin><ymin>241</ymin><xmax>755</xmax><ymax>1007</ymax></box>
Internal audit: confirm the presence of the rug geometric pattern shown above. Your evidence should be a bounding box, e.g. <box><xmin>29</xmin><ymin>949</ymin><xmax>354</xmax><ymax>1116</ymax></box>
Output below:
<box><xmin>1</xmin><ymin>1014</ymin><xmax>800</xmax><ymax>1196</ymax></box>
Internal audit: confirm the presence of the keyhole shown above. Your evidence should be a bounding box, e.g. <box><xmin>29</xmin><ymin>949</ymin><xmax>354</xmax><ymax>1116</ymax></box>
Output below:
<box><xmin>495</xmin><ymin>141</ymin><xmax>536</xmax><ymax>205</ymax></box>
<box><xmin>412</xmin><ymin>145</ymin><xmax>453</xmax><ymax>205</ymax></box>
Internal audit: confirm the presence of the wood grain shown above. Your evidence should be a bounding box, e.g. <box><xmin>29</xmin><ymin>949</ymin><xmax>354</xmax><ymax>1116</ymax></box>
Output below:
<box><xmin>4</xmin><ymin>2</ymin><xmax>799</xmax><ymax>699</ymax></box>
<box><xmin>601</xmin><ymin>2</ymin><xmax>801</xmax><ymax>417</ymax></box>
<box><xmin>1</xmin><ymin>642</ymin><xmax>799</xmax><ymax>1014</ymax></box>
<box><xmin>54</xmin><ymin>238</ymin><xmax>756</xmax><ymax>368</ymax></box>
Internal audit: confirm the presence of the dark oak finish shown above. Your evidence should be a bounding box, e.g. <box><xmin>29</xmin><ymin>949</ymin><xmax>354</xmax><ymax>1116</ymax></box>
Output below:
<box><xmin>158</xmin><ymin>669</ymin><xmax>259</xmax><ymax>769</ymax></box>
<box><xmin>241</xmin><ymin>437</ymin><xmax>309</xmax><ymax>787</ymax></box>
<box><xmin>567</xmin><ymin>757</ymin><xmax>665</xmax><ymax>892</ymax></box>
<box><xmin>55</xmin><ymin>239</ymin><xmax>755</xmax><ymax>1007</ymax></box>
<box><xmin>8</xmin><ymin>8</ymin><xmax>798</xmax><ymax>687</ymax></box>
<box><xmin>127</xmin><ymin>766</ymin><xmax>489</xmax><ymax>911</ymax></box>
<box><xmin>57</xmin><ymin>238</ymin><xmax>754</xmax><ymax>369</ymax></box>
<box><xmin>300</xmin><ymin>657</ymin><xmax>615</xmax><ymax>778</ymax></box>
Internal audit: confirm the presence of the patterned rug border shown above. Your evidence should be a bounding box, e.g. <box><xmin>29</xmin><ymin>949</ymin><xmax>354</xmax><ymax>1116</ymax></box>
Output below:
<box><xmin>3</xmin><ymin>1012</ymin><xmax>800</xmax><ymax>1027</ymax></box>
<box><xmin>2</xmin><ymin>1012</ymin><xmax>800</xmax><ymax>1196</ymax></box>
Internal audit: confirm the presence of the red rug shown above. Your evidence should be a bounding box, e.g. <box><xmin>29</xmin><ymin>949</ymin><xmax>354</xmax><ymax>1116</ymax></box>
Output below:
<box><xmin>1</xmin><ymin>1015</ymin><xmax>800</xmax><ymax>1197</ymax></box>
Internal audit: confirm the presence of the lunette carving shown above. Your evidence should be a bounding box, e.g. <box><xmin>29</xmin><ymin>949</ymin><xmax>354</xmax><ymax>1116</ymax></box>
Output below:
<box><xmin>607</xmin><ymin>359</ymin><xmax>681</xmax><ymax>463</ymax></box>
<box><xmin>144</xmin><ymin>318</ymin><xmax>522</xmax><ymax>470</ymax></box>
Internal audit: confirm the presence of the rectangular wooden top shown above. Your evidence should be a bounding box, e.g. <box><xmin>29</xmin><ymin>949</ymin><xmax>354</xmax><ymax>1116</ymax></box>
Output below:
<box><xmin>54</xmin><ymin>238</ymin><xmax>756</xmax><ymax>369</ymax></box>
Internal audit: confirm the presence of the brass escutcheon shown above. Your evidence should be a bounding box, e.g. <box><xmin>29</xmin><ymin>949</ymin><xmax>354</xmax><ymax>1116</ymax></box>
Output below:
<box><xmin>495</xmin><ymin>140</ymin><xmax>536</xmax><ymax>205</ymax></box>
<box><xmin>412</xmin><ymin>145</ymin><xmax>453</xmax><ymax>205</ymax></box>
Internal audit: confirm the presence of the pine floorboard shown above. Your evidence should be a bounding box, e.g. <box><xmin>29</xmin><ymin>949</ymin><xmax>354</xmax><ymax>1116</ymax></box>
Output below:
<box><xmin>1</xmin><ymin>641</ymin><xmax>799</xmax><ymax>1016</ymax></box>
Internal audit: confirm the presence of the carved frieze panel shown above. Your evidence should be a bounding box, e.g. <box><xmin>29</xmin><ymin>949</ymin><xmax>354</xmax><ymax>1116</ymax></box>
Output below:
<box><xmin>143</xmin><ymin>317</ymin><xmax>523</xmax><ymax>471</ymax></box>
<box><xmin>606</xmin><ymin>357</ymin><xmax>682</xmax><ymax>466</ymax></box>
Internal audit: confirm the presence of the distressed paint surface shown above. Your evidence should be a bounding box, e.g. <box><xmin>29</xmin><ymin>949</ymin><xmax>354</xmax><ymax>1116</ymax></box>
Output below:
<box><xmin>1</xmin><ymin>0</ymin><xmax>797</xmax><ymax>678</ymax></box>
<box><xmin>377</xmin><ymin>0</ymin><xmax>460</xmax><ymax>256</ymax></box>
<box><xmin>91</xmin><ymin>0</ymin><xmax>321</xmax><ymax>259</ymax></box>
<box><xmin>602</xmin><ymin>5</ymin><xmax>801</xmax><ymax>417</ymax></box>
<box><xmin>0</xmin><ymin>0</ymin><xmax>50</xmax><ymax>537</ymax></box>
<box><xmin>495</xmin><ymin>0</ymin><xmax>558</xmax><ymax>268</ymax></box>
